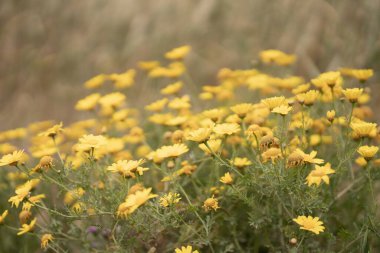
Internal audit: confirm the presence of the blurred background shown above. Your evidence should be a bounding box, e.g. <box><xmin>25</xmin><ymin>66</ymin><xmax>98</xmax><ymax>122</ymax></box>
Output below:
<box><xmin>1</xmin><ymin>0</ymin><xmax>380</xmax><ymax>131</ymax></box>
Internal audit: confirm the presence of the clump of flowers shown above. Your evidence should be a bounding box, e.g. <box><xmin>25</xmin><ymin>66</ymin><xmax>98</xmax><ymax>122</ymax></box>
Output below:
<box><xmin>0</xmin><ymin>46</ymin><xmax>378</xmax><ymax>252</ymax></box>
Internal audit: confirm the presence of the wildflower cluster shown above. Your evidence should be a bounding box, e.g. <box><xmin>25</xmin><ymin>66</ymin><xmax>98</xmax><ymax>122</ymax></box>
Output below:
<box><xmin>0</xmin><ymin>46</ymin><xmax>379</xmax><ymax>252</ymax></box>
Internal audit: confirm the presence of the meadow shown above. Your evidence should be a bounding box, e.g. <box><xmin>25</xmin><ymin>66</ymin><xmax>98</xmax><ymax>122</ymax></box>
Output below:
<box><xmin>0</xmin><ymin>45</ymin><xmax>379</xmax><ymax>252</ymax></box>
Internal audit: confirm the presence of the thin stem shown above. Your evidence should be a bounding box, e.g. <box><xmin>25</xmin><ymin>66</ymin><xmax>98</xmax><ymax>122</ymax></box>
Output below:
<box><xmin>204</xmin><ymin>142</ymin><xmax>243</xmax><ymax>177</ymax></box>
<box><xmin>347</xmin><ymin>102</ymin><xmax>356</xmax><ymax>127</ymax></box>
<box><xmin>178</xmin><ymin>184</ymin><xmax>215</xmax><ymax>253</ymax></box>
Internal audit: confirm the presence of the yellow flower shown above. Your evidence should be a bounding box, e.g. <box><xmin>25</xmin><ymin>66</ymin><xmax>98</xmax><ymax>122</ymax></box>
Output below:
<box><xmin>297</xmin><ymin>90</ymin><xmax>320</xmax><ymax>106</ymax></box>
<box><xmin>156</xmin><ymin>144</ymin><xmax>189</xmax><ymax>159</ymax></box>
<box><xmin>199</xmin><ymin>92</ymin><xmax>213</xmax><ymax>100</ymax></box>
<box><xmin>0</xmin><ymin>150</ymin><xmax>25</xmax><ymax>167</ymax></box>
<box><xmin>8</xmin><ymin>179</ymin><xmax>40</xmax><ymax>207</ymax></box>
<box><xmin>287</xmin><ymin>148</ymin><xmax>324</xmax><ymax>168</ymax></box>
<box><xmin>84</xmin><ymin>74</ymin><xmax>107</xmax><ymax>89</ymax></box>
<box><xmin>202</xmin><ymin>108</ymin><xmax>226</xmax><ymax>122</ymax></box>
<box><xmin>293</xmin><ymin>216</ymin><xmax>325</xmax><ymax>234</ymax></box>
<box><xmin>98</xmin><ymin>92</ymin><xmax>126</xmax><ymax>108</ymax></box>
<box><xmin>41</xmin><ymin>233</ymin><xmax>54</xmax><ymax>249</ymax></box>
<box><xmin>220</xmin><ymin>172</ymin><xmax>233</xmax><ymax>185</ymax></box>
<box><xmin>161</xmin><ymin>161</ymin><xmax>197</xmax><ymax>181</ymax></box>
<box><xmin>245</xmin><ymin>124</ymin><xmax>262</xmax><ymax>138</ymax></box>
<box><xmin>117</xmin><ymin>188</ymin><xmax>157</xmax><ymax>218</ymax></box>
<box><xmin>312</xmin><ymin>71</ymin><xmax>341</xmax><ymax>88</ymax></box>
<box><xmin>0</xmin><ymin>210</ymin><xmax>8</xmax><ymax>224</ymax></box>
<box><xmin>29</xmin><ymin>194</ymin><xmax>46</xmax><ymax>205</ymax></box>
<box><xmin>0</xmin><ymin>128</ymin><xmax>27</xmax><ymax>142</ymax></box>
<box><xmin>165</xmin><ymin>45</ymin><xmax>191</xmax><ymax>60</ymax></box>
<box><xmin>17</xmin><ymin>218</ymin><xmax>37</xmax><ymax>236</ymax></box>
<box><xmin>161</xmin><ymin>81</ymin><xmax>183</xmax><ymax>95</ymax></box>
<box><xmin>175</xmin><ymin>245</ymin><xmax>200</xmax><ymax>253</ymax></box>
<box><xmin>350</xmin><ymin>121</ymin><xmax>377</xmax><ymax>138</ymax></box>
<box><xmin>168</xmin><ymin>96</ymin><xmax>191</xmax><ymax>110</ymax></box>
<box><xmin>213</xmin><ymin>123</ymin><xmax>241</xmax><ymax>136</ymax></box>
<box><xmin>149</xmin><ymin>113</ymin><xmax>173</xmax><ymax>125</ymax></box>
<box><xmin>261</xmin><ymin>147</ymin><xmax>282</xmax><ymax>162</ymax></box>
<box><xmin>232</xmin><ymin>157</ymin><xmax>252</xmax><ymax>168</ymax></box>
<box><xmin>171</xmin><ymin>130</ymin><xmax>185</xmax><ymax>144</ymax></box>
<box><xmin>109</xmin><ymin>69</ymin><xmax>136</xmax><ymax>89</ymax></box>
<box><xmin>107</xmin><ymin>159</ymin><xmax>147</xmax><ymax>178</ymax></box>
<box><xmin>149</xmin><ymin>62</ymin><xmax>186</xmax><ymax>78</ymax></box>
<box><xmin>145</xmin><ymin>98</ymin><xmax>168</xmax><ymax>112</ymax></box>
<box><xmin>38</xmin><ymin>122</ymin><xmax>63</xmax><ymax>138</ymax></box>
<box><xmin>259</xmin><ymin>134</ymin><xmax>280</xmax><ymax>151</ymax></box>
<box><xmin>231</xmin><ymin>103</ymin><xmax>254</xmax><ymax>118</ymax></box>
<box><xmin>355</xmin><ymin>156</ymin><xmax>367</xmax><ymax>167</ymax></box>
<box><xmin>342</xmin><ymin>88</ymin><xmax>363</xmax><ymax>103</ymax></box>
<box><xmin>103</xmin><ymin>138</ymin><xmax>125</xmax><ymax>153</ymax></box>
<box><xmin>76</xmin><ymin>134</ymin><xmax>107</xmax><ymax>152</ymax></box>
<box><xmin>272</xmin><ymin>105</ymin><xmax>292</xmax><ymax>115</ymax></box>
<box><xmin>138</xmin><ymin>60</ymin><xmax>160</xmax><ymax>71</ymax></box>
<box><xmin>306</xmin><ymin>163</ymin><xmax>335</xmax><ymax>186</ymax></box>
<box><xmin>166</xmin><ymin>116</ymin><xmax>188</xmax><ymax>126</ymax></box>
<box><xmin>294</xmin><ymin>149</ymin><xmax>324</xmax><ymax>166</ymax></box>
<box><xmin>186</xmin><ymin>127</ymin><xmax>212</xmax><ymax>143</ymax></box>
<box><xmin>72</xmin><ymin>201</ymin><xmax>85</xmax><ymax>213</ymax></box>
<box><xmin>357</xmin><ymin>145</ymin><xmax>379</xmax><ymax>160</ymax></box>
<box><xmin>159</xmin><ymin>192</ymin><xmax>181</xmax><ymax>207</ymax></box>
<box><xmin>75</xmin><ymin>93</ymin><xmax>100</xmax><ymax>111</ymax></box>
<box><xmin>261</xmin><ymin>96</ymin><xmax>287</xmax><ymax>110</ymax></box>
<box><xmin>326</xmin><ymin>110</ymin><xmax>335</xmax><ymax>122</ymax></box>
<box><xmin>341</xmin><ymin>68</ymin><xmax>374</xmax><ymax>82</ymax></box>
<box><xmin>351</xmin><ymin>69</ymin><xmax>374</xmax><ymax>82</ymax></box>
<box><xmin>259</xmin><ymin>49</ymin><xmax>296</xmax><ymax>66</ymax></box>
<box><xmin>203</xmin><ymin>195</ymin><xmax>220</xmax><ymax>212</ymax></box>
<box><xmin>292</xmin><ymin>83</ymin><xmax>310</xmax><ymax>95</ymax></box>
<box><xmin>0</xmin><ymin>143</ymin><xmax>17</xmax><ymax>155</ymax></box>
<box><xmin>199</xmin><ymin>139</ymin><xmax>222</xmax><ymax>154</ymax></box>
<box><xmin>64</xmin><ymin>187</ymin><xmax>85</xmax><ymax>206</ymax></box>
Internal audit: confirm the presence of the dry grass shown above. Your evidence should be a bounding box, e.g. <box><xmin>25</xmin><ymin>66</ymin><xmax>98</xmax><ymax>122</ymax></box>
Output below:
<box><xmin>1</xmin><ymin>0</ymin><xmax>380</xmax><ymax>130</ymax></box>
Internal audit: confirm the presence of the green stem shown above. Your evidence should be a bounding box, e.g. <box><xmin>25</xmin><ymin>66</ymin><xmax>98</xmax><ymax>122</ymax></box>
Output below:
<box><xmin>204</xmin><ymin>142</ymin><xmax>243</xmax><ymax>177</ymax></box>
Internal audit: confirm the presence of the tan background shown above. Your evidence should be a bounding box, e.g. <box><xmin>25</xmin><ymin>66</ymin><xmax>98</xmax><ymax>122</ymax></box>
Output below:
<box><xmin>1</xmin><ymin>0</ymin><xmax>380</xmax><ymax>130</ymax></box>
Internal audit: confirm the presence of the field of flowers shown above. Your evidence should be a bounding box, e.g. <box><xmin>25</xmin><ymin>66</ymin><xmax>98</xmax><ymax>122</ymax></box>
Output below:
<box><xmin>0</xmin><ymin>46</ymin><xmax>379</xmax><ymax>252</ymax></box>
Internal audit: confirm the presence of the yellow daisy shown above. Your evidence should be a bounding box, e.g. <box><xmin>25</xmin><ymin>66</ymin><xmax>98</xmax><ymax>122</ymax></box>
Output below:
<box><xmin>0</xmin><ymin>150</ymin><xmax>25</xmax><ymax>167</ymax></box>
<box><xmin>293</xmin><ymin>215</ymin><xmax>325</xmax><ymax>234</ymax></box>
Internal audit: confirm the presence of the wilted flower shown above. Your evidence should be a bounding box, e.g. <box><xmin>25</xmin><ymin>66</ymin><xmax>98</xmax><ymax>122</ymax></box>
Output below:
<box><xmin>17</xmin><ymin>218</ymin><xmax>37</xmax><ymax>236</ymax></box>
<box><xmin>203</xmin><ymin>195</ymin><xmax>220</xmax><ymax>212</ymax></box>
<box><xmin>159</xmin><ymin>192</ymin><xmax>181</xmax><ymax>207</ymax></box>
<box><xmin>40</xmin><ymin>234</ymin><xmax>54</xmax><ymax>249</ymax></box>
<box><xmin>326</xmin><ymin>110</ymin><xmax>336</xmax><ymax>122</ymax></box>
